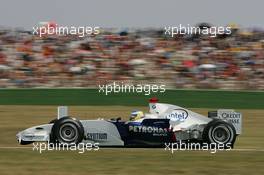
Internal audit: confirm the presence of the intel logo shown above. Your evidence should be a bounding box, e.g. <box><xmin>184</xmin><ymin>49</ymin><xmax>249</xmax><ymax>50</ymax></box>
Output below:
<box><xmin>166</xmin><ymin>109</ymin><xmax>188</xmax><ymax>121</ymax></box>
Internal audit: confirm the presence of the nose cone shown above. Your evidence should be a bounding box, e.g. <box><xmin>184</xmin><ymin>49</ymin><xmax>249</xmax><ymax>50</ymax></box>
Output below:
<box><xmin>16</xmin><ymin>130</ymin><xmax>34</xmax><ymax>145</ymax></box>
<box><xmin>16</xmin><ymin>124</ymin><xmax>52</xmax><ymax>145</ymax></box>
<box><xmin>16</xmin><ymin>131</ymin><xmax>22</xmax><ymax>143</ymax></box>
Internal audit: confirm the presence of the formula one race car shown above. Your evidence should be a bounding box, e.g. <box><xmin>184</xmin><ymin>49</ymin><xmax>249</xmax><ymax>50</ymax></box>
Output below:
<box><xmin>16</xmin><ymin>98</ymin><xmax>242</xmax><ymax>148</ymax></box>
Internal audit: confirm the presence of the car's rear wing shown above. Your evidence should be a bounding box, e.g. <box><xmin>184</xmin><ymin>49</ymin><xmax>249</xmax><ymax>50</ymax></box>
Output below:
<box><xmin>208</xmin><ymin>109</ymin><xmax>242</xmax><ymax>135</ymax></box>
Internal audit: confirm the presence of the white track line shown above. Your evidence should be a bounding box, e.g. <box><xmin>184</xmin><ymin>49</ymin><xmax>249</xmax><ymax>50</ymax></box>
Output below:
<box><xmin>0</xmin><ymin>147</ymin><xmax>31</xmax><ymax>149</ymax></box>
<box><xmin>0</xmin><ymin>147</ymin><xmax>263</xmax><ymax>152</ymax></box>
<box><xmin>233</xmin><ymin>148</ymin><xmax>264</xmax><ymax>152</ymax></box>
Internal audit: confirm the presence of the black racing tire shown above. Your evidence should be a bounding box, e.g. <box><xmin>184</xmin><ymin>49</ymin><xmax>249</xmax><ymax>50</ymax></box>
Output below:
<box><xmin>49</xmin><ymin>119</ymin><xmax>58</xmax><ymax>124</ymax></box>
<box><xmin>203</xmin><ymin>119</ymin><xmax>236</xmax><ymax>148</ymax></box>
<box><xmin>50</xmin><ymin>117</ymin><xmax>84</xmax><ymax>145</ymax></box>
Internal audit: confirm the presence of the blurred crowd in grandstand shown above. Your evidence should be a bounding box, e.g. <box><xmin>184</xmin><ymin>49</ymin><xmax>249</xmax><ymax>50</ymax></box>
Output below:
<box><xmin>0</xmin><ymin>24</ymin><xmax>264</xmax><ymax>90</ymax></box>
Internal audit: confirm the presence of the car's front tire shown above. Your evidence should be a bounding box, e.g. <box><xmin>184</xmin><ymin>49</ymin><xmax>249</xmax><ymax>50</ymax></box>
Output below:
<box><xmin>203</xmin><ymin>119</ymin><xmax>236</xmax><ymax>148</ymax></box>
<box><xmin>50</xmin><ymin>117</ymin><xmax>84</xmax><ymax>145</ymax></box>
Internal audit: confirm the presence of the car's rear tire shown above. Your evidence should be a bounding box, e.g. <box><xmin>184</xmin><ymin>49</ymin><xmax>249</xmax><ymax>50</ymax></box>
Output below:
<box><xmin>50</xmin><ymin>117</ymin><xmax>84</xmax><ymax>145</ymax></box>
<box><xmin>203</xmin><ymin>119</ymin><xmax>236</xmax><ymax>148</ymax></box>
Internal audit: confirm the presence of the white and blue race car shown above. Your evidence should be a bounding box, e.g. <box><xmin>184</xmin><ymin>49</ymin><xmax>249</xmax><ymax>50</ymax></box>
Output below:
<box><xmin>16</xmin><ymin>98</ymin><xmax>242</xmax><ymax>148</ymax></box>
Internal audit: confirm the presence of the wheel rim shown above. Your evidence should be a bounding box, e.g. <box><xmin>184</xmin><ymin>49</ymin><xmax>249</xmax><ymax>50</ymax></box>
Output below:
<box><xmin>58</xmin><ymin>123</ymin><xmax>78</xmax><ymax>143</ymax></box>
<box><xmin>210</xmin><ymin>124</ymin><xmax>231</xmax><ymax>144</ymax></box>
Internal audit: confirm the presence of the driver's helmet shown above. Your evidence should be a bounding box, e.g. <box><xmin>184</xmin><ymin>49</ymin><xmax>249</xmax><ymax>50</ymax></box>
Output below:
<box><xmin>130</xmin><ymin>110</ymin><xmax>144</xmax><ymax>121</ymax></box>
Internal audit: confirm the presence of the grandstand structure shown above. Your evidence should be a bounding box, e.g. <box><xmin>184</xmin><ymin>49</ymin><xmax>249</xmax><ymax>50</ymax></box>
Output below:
<box><xmin>0</xmin><ymin>26</ymin><xmax>263</xmax><ymax>89</ymax></box>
